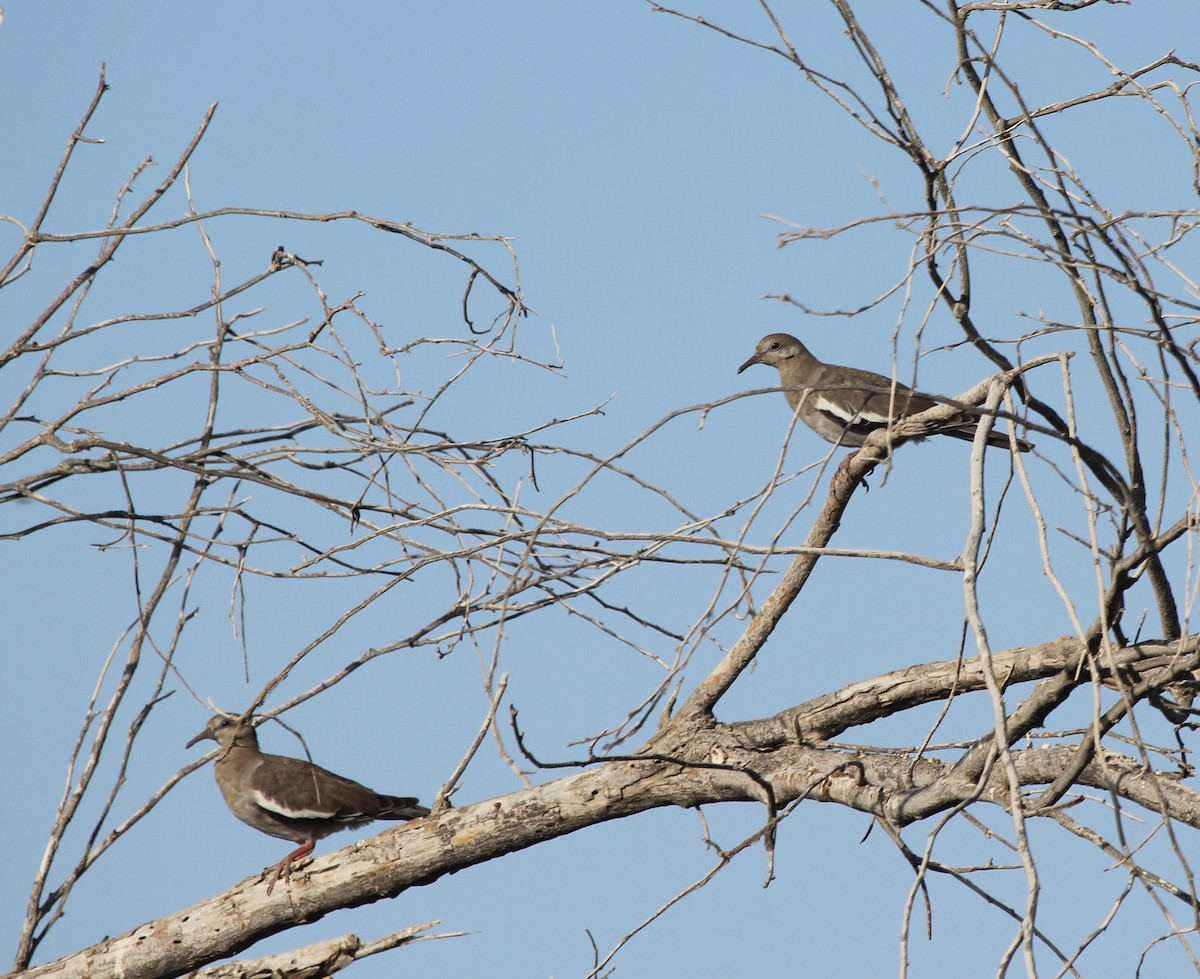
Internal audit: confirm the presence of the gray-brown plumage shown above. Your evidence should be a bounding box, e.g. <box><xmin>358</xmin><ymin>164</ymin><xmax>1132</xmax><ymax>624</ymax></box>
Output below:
<box><xmin>738</xmin><ymin>333</ymin><xmax>1031</xmax><ymax>453</ymax></box>
<box><xmin>187</xmin><ymin>714</ymin><xmax>429</xmax><ymax>887</ymax></box>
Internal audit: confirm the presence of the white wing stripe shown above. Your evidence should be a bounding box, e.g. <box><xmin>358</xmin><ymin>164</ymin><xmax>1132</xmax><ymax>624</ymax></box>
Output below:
<box><xmin>811</xmin><ymin>392</ymin><xmax>892</xmax><ymax>426</ymax></box>
<box><xmin>253</xmin><ymin>789</ymin><xmax>336</xmax><ymax>821</ymax></box>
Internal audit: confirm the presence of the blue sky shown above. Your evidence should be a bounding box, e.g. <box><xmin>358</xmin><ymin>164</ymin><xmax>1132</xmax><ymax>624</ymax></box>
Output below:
<box><xmin>4</xmin><ymin>2</ymin><xmax>1200</xmax><ymax>976</ymax></box>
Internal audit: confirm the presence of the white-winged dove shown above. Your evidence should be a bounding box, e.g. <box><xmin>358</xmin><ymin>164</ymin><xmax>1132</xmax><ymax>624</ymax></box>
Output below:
<box><xmin>738</xmin><ymin>332</ymin><xmax>1032</xmax><ymax>455</ymax></box>
<box><xmin>187</xmin><ymin>714</ymin><xmax>429</xmax><ymax>888</ymax></box>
